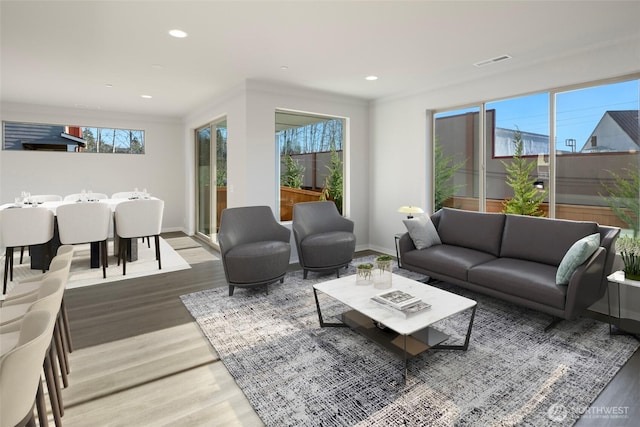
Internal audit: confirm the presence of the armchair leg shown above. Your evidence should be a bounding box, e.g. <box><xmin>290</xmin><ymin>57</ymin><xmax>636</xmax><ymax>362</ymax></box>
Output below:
<box><xmin>229</xmin><ymin>285</ymin><xmax>235</xmax><ymax>296</ymax></box>
<box><xmin>336</xmin><ymin>268</ymin><xmax>341</xmax><ymax>278</ymax></box>
<box><xmin>303</xmin><ymin>270</ymin><xmax>308</xmax><ymax>279</ymax></box>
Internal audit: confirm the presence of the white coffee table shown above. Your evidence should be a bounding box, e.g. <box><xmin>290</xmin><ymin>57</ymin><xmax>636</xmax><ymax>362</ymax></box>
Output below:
<box><xmin>313</xmin><ymin>273</ymin><xmax>477</xmax><ymax>381</ymax></box>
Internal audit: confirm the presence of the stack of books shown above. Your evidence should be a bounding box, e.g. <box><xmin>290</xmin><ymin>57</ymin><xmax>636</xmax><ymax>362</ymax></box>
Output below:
<box><xmin>372</xmin><ymin>289</ymin><xmax>431</xmax><ymax>314</ymax></box>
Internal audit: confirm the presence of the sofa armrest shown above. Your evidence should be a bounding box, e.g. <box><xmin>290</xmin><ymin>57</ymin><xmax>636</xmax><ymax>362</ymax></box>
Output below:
<box><xmin>563</xmin><ymin>247</ymin><xmax>606</xmax><ymax>319</ymax></box>
<box><xmin>398</xmin><ymin>232</ymin><xmax>416</xmax><ymax>258</ymax></box>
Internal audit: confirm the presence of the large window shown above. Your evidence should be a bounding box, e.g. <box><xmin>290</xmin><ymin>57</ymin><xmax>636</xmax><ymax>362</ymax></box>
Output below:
<box><xmin>433</xmin><ymin>75</ymin><xmax>639</xmax><ymax>234</ymax></box>
<box><xmin>3</xmin><ymin>121</ymin><xmax>144</xmax><ymax>153</ymax></box>
<box><xmin>276</xmin><ymin>110</ymin><xmax>345</xmax><ymax>221</ymax></box>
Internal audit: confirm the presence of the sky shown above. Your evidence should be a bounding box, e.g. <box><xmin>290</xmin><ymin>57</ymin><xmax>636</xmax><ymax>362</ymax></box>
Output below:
<box><xmin>436</xmin><ymin>79</ymin><xmax>639</xmax><ymax>151</ymax></box>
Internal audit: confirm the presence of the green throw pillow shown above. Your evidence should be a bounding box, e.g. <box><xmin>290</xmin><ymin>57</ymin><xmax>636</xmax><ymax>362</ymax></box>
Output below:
<box><xmin>556</xmin><ymin>233</ymin><xmax>600</xmax><ymax>285</ymax></box>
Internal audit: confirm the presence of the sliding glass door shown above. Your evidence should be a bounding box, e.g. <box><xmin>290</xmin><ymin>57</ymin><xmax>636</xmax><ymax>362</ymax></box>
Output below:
<box><xmin>195</xmin><ymin>118</ymin><xmax>227</xmax><ymax>244</ymax></box>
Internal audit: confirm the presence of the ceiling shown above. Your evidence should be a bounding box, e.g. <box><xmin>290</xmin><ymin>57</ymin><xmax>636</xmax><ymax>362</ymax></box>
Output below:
<box><xmin>1</xmin><ymin>1</ymin><xmax>639</xmax><ymax>118</ymax></box>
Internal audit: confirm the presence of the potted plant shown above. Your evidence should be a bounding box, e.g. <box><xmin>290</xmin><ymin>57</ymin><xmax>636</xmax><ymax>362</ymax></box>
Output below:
<box><xmin>374</xmin><ymin>255</ymin><xmax>393</xmax><ymax>288</ymax></box>
<box><xmin>375</xmin><ymin>254</ymin><xmax>393</xmax><ymax>273</ymax></box>
<box><xmin>617</xmin><ymin>236</ymin><xmax>640</xmax><ymax>281</ymax></box>
<box><xmin>356</xmin><ymin>263</ymin><xmax>374</xmax><ymax>285</ymax></box>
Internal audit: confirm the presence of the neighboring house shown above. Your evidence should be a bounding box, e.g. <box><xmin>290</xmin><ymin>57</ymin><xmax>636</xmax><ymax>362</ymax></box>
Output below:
<box><xmin>493</xmin><ymin>127</ymin><xmax>550</xmax><ymax>157</ymax></box>
<box><xmin>3</xmin><ymin>122</ymin><xmax>86</xmax><ymax>151</ymax></box>
<box><xmin>580</xmin><ymin>110</ymin><xmax>640</xmax><ymax>153</ymax></box>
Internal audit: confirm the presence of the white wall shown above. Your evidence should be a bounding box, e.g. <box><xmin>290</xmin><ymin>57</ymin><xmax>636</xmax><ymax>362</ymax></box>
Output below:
<box><xmin>183</xmin><ymin>80</ymin><xmax>371</xmax><ymax>255</ymax></box>
<box><xmin>369</xmin><ymin>36</ymin><xmax>640</xmax><ymax>255</ymax></box>
<box><xmin>0</xmin><ymin>103</ymin><xmax>185</xmax><ymax>232</ymax></box>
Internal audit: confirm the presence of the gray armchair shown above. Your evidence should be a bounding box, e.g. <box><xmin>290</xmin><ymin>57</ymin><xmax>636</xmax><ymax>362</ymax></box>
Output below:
<box><xmin>292</xmin><ymin>201</ymin><xmax>356</xmax><ymax>279</ymax></box>
<box><xmin>219</xmin><ymin>206</ymin><xmax>291</xmax><ymax>296</ymax></box>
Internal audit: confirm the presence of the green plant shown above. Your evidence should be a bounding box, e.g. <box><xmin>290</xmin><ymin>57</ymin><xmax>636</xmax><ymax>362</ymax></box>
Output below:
<box><xmin>501</xmin><ymin>129</ymin><xmax>547</xmax><ymax>216</ymax></box>
<box><xmin>599</xmin><ymin>164</ymin><xmax>640</xmax><ymax>238</ymax></box>
<box><xmin>434</xmin><ymin>140</ymin><xmax>466</xmax><ymax>211</ymax></box>
<box><xmin>356</xmin><ymin>263</ymin><xmax>374</xmax><ymax>281</ymax></box>
<box><xmin>616</xmin><ymin>235</ymin><xmax>640</xmax><ymax>280</ymax></box>
<box><xmin>281</xmin><ymin>155</ymin><xmax>305</xmax><ymax>189</ymax></box>
<box><xmin>320</xmin><ymin>143</ymin><xmax>343</xmax><ymax>214</ymax></box>
<box><xmin>376</xmin><ymin>255</ymin><xmax>393</xmax><ymax>262</ymax></box>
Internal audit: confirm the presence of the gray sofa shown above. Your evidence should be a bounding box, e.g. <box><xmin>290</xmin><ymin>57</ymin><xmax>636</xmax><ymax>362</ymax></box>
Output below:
<box><xmin>398</xmin><ymin>208</ymin><xmax>620</xmax><ymax>322</ymax></box>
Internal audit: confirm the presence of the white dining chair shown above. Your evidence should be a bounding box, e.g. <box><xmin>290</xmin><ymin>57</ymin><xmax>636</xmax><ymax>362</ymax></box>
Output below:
<box><xmin>0</xmin><ymin>310</ymin><xmax>54</xmax><ymax>427</ymax></box>
<box><xmin>1</xmin><ymin>207</ymin><xmax>55</xmax><ymax>294</ymax></box>
<box><xmin>114</xmin><ymin>199</ymin><xmax>164</xmax><ymax>275</ymax></box>
<box><xmin>56</xmin><ymin>202</ymin><xmax>111</xmax><ymax>278</ymax></box>
<box><xmin>63</xmin><ymin>192</ymin><xmax>108</xmax><ymax>202</ymax></box>
<box><xmin>30</xmin><ymin>194</ymin><xmax>63</xmax><ymax>203</ymax></box>
<box><xmin>111</xmin><ymin>191</ymin><xmax>138</xmax><ymax>199</ymax></box>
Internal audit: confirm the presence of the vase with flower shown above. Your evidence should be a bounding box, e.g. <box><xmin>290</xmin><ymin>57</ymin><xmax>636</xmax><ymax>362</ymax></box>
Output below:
<box><xmin>617</xmin><ymin>236</ymin><xmax>640</xmax><ymax>281</ymax></box>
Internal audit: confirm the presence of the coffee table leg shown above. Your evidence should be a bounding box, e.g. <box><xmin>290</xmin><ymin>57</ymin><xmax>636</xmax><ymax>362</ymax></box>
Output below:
<box><xmin>403</xmin><ymin>334</ymin><xmax>408</xmax><ymax>383</ymax></box>
<box><xmin>313</xmin><ymin>288</ymin><xmax>348</xmax><ymax>328</ymax></box>
<box><xmin>432</xmin><ymin>304</ymin><xmax>477</xmax><ymax>351</ymax></box>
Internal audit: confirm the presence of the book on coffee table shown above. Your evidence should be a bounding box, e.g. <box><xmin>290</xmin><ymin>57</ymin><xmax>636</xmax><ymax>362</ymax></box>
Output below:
<box><xmin>372</xmin><ymin>289</ymin><xmax>429</xmax><ymax>312</ymax></box>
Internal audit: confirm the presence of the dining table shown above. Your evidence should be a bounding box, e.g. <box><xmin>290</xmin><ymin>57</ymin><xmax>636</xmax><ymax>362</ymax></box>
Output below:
<box><xmin>0</xmin><ymin>197</ymin><xmax>152</xmax><ymax>270</ymax></box>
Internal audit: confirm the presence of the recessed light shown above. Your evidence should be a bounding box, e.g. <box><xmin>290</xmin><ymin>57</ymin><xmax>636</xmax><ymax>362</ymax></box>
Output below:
<box><xmin>280</xmin><ymin>65</ymin><xmax>289</xmax><ymax>70</ymax></box>
<box><xmin>105</xmin><ymin>84</ymin><xmax>113</xmax><ymax>88</ymax></box>
<box><xmin>365</xmin><ymin>75</ymin><xmax>378</xmax><ymax>81</ymax></box>
<box><xmin>151</xmin><ymin>64</ymin><xmax>164</xmax><ymax>70</ymax></box>
<box><xmin>169</xmin><ymin>29</ymin><xmax>188</xmax><ymax>38</ymax></box>
<box><xmin>141</xmin><ymin>95</ymin><xmax>153</xmax><ymax>99</ymax></box>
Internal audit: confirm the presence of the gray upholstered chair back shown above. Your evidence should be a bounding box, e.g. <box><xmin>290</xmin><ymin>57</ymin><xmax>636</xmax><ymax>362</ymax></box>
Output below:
<box><xmin>292</xmin><ymin>201</ymin><xmax>353</xmax><ymax>241</ymax></box>
<box><xmin>219</xmin><ymin>206</ymin><xmax>290</xmax><ymax>256</ymax></box>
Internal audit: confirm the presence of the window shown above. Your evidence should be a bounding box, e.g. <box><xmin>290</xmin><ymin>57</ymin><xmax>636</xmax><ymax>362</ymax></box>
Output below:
<box><xmin>555</xmin><ymin>80</ymin><xmax>639</xmax><ymax>234</ymax></box>
<box><xmin>276</xmin><ymin>110</ymin><xmax>345</xmax><ymax>221</ymax></box>
<box><xmin>195</xmin><ymin>118</ymin><xmax>227</xmax><ymax>243</ymax></box>
<box><xmin>3</xmin><ymin>121</ymin><xmax>144</xmax><ymax>154</ymax></box>
<box><xmin>432</xmin><ymin>75</ymin><xmax>639</xmax><ymax>234</ymax></box>
<box><xmin>433</xmin><ymin>107</ymin><xmax>482</xmax><ymax>212</ymax></box>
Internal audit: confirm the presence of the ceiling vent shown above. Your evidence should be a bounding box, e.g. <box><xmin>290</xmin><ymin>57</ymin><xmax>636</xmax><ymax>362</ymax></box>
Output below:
<box><xmin>473</xmin><ymin>54</ymin><xmax>512</xmax><ymax>68</ymax></box>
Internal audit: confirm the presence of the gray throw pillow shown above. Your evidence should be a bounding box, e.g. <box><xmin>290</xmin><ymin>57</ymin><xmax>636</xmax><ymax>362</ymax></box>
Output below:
<box><xmin>403</xmin><ymin>215</ymin><xmax>441</xmax><ymax>250</ymax></box>
<box><xmin>556</xmin><ymin>233</ymin><xmax>600</xmax><ymax>285</ymax></box>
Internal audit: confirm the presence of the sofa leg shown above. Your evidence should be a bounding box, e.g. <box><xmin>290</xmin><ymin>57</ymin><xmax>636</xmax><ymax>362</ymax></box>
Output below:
<box><xmin>280</xmin><ymin>277</ymin><xmax>284</xmax><ymax>283</ymax></box>
<box><xmin>336</xmin><ymin>268</ymin><xmax>340</xmax><ymax>278</ymax></box>
<box><xmin>544</xmin><ymin>316</ymin><xmax>563</xmax><ymax>332</ymax></box>
<box><xmin>303</xmin><ymin>270</ymin><xmax>308</xmax><ymax>279</ymax></box>
<box><xmin>229</xmin><ymin>285</ymin><xmax>235</xmax><ymax>296</ymax></box>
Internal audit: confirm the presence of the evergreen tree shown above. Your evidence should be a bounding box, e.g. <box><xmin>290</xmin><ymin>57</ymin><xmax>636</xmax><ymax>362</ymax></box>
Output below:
<box><xmin>501</xmin><ymin>129</ymin><xmax>547</xmax><ymax>216</ymax></box>
<box><xmin>320</xmin><ymin>143</ymin><xmax>343</xmax><ymax>214</ymax></box>
<box><xmin>281</xmin><ymin>155</ymin><xmax>304</xmax><ymax>189</ymax></box>
<box><xmin>434</xmin><ymin>140</ymin><xmax>466</xmax><ymax>211</ymax></box>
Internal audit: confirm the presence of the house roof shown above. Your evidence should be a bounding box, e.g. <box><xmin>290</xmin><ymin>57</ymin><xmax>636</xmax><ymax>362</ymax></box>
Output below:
<box><xmin>608</xmin><ymin>110</ymin><xmax>640</xmax><ymax>144</ymax></box>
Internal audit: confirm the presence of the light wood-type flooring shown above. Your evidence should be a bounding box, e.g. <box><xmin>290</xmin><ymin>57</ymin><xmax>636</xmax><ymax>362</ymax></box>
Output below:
<box><xmin>48</xmin><ymin>233</ymin><xmax>638</xmax><ymax>426</ymax></box>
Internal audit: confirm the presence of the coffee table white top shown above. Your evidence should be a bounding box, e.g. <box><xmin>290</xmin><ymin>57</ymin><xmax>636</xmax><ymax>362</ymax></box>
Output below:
<box><xmin>314</xmin><ymin>273</ymin><xmax>476</xmax><ymax>335</ymax></box>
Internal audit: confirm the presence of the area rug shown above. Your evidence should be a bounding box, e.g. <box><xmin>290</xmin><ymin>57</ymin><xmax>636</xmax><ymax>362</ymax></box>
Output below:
<box><xmin>3</xmin><ymin>237</ymin><xmax>190</xmax><ymax>297</ymax></box>
<box><xmin>180</xmin><ymin>257</ymin><xmax>639</xmax><ymax>426</ymax></box>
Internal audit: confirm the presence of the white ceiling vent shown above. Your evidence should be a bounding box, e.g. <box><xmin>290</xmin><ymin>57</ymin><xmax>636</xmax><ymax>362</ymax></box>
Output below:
<box><xmin>473</xmin><ymin>54</ymin><xmax>512</xmax><ymax>68</ymax></box>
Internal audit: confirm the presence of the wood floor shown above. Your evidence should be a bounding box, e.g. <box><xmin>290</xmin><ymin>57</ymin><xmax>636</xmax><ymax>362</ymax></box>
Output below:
<box><xmin>51</xmin><ymin>233</ymin><xmax>638</xmax><ymax>426</ymax></box>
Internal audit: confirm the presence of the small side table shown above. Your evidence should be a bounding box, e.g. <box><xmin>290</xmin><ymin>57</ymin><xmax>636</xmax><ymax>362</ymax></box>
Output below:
<box><xmin>394</xmin><ymin>233</ymin><xmax>404</xmax><ymax>269</ymax></box>
<box><xmin>606</xmin><ymin>271</ymin><xmax>640</xmax><ymax>339</ymax></box>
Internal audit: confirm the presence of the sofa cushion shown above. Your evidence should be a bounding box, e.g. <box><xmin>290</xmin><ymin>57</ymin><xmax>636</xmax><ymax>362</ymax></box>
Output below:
<box><xmin>403</xmin><ymin>215</ymin><xmax>441</xmax><ymax>249</ymax></box>
<box><xmin>402</xmin><ymin>244</ymin><xmax>496</xmax><ymax>281</ymax></box>
<box><xmin>225</xmin><ymin>241</ymin><xmax>290</xmax><ymax>283</ymax></box>
<box><xmin>300</xmin><ymin>231</ymin><xmax>356</xmax><ymax>267</ymax></box>
<box><xmin>468</xmin><ymin>258</ymin><xmax>567</xmax><ymax>309</ymax></box>
<box><xmin>436</xmin><ymin>208</ymin><xmax>505</xmax><ymax>256</ymax></box>
<box><xmin>555</xmin><ymin>233</ymin><xmax>600</xmax><ymax>285</ymax></box>
<box><xmin>500</xmin><ymin>215</ymin><xmax>598</xmax><ymax>266</ymax></box>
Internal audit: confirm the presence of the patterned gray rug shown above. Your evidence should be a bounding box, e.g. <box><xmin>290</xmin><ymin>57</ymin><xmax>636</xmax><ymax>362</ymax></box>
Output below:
<box><xmin>180</xmin><ymin>257</ymin><xmax>639</xmax><ymax>426</ymax></box>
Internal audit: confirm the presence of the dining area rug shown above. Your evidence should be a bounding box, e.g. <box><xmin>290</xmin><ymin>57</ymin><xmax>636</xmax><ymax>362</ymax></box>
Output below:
<box><xmin>3</xmin><ymin>237</ymin><xmax>190</xmax><ymax>296</ymax></box>
<box><xmin>181</xmin><ymin>257</ymin><xmax>639</xmax><ymax>426</ymax></box>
